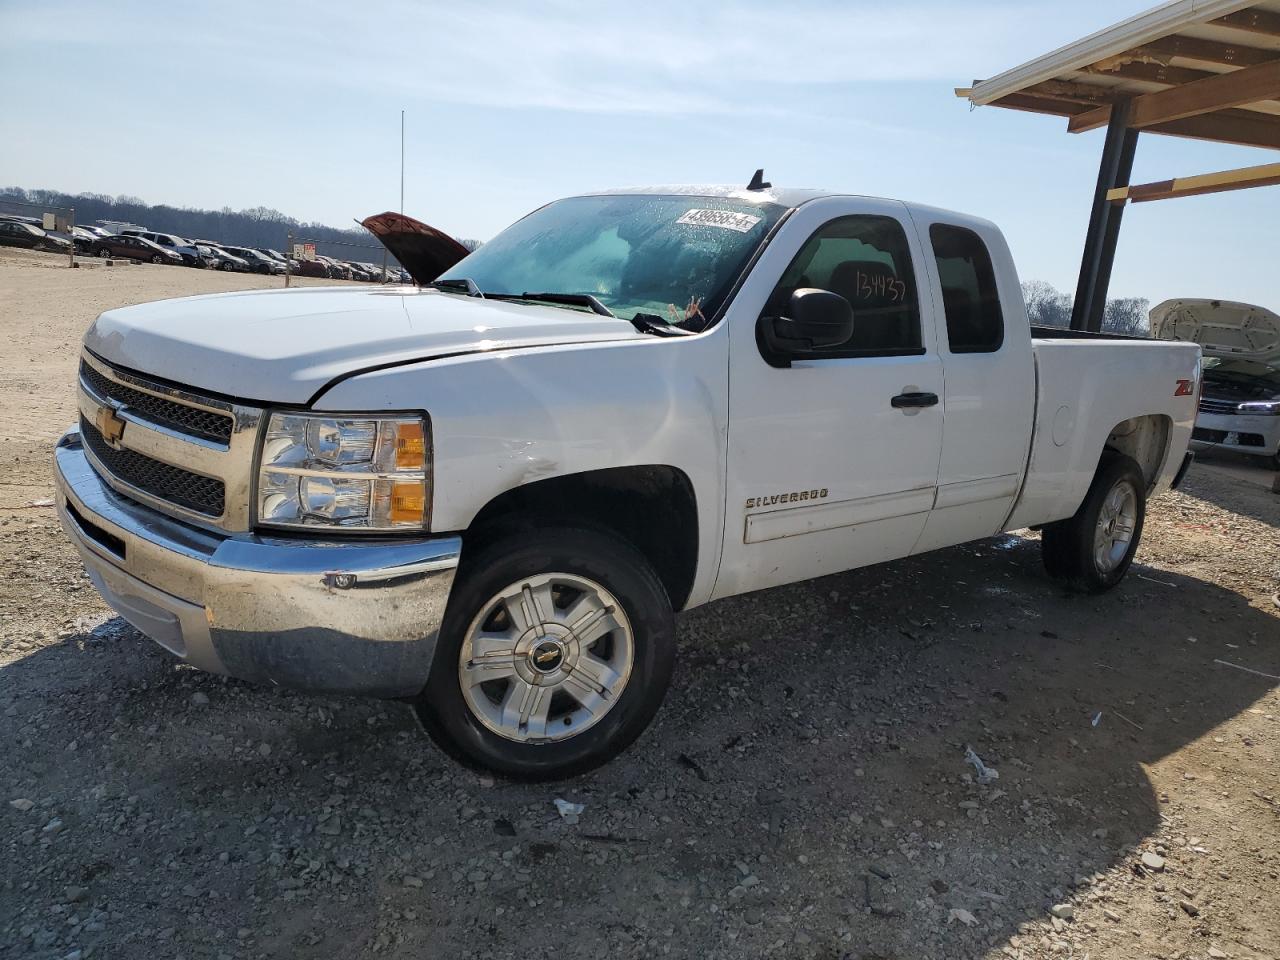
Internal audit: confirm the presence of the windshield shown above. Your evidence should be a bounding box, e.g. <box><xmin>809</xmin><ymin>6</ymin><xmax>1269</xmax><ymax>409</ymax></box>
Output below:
<box><xmin>1203</xmin><ymin>357</ymin><xmax>1280</xmax><ymax>388</ymax></box>
<box><xmin>437</xmin><ymin>194</ymin><xmax>786</xmax><ymax>327</ymax></box>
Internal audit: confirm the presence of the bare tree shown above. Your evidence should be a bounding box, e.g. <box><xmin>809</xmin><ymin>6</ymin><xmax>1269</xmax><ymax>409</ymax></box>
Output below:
<box><xmin>1022</xmin><ymin>280</ymin><xmax>1150</xmax><ymax>336</ymax></box>
<box><xmin>1102</xmin><ymin>297</ymin><xmax>1150</xmax><ymax>336</ymax></box>
<box><xmin>1022</xmin><ymin>280</ymin><xmax>1072</xmax><ymax>328</ymax></box>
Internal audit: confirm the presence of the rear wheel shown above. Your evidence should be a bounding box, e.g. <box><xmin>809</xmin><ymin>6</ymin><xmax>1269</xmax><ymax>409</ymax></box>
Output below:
<box><xmin>1041</xmin><ymin>451</ymin><xmax>1146</xmax><ymax>593</ymax></box>
<box><xmin>416</xmin><ymin>526</ymin><xmax>675</xmax><ymax>780</ymax></box>
<box><xmin>96</xmin><ymin>247</ymin><xmax>109</xmax><ymax>258</ymax></box>
<box><xmin>150</xmin><ymin>253</ymin><xmax>162</xmax><ymax>264</ymax></box>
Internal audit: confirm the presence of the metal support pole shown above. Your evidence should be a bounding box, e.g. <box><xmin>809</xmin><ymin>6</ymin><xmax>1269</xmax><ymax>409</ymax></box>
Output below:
<box><xmin>285</xmin><ymin>231</ymin><xmax>292</xmax><ymax>288</ymax></box>
<box><xmin>1071</xmin><ymin>98</ymin><xmax>1139</xmax><ymax>332</ymax></box>
<box><xmin>68</xmin><ymin>206</ymin><xmax>76</xmax><ymax>268</ymax></box>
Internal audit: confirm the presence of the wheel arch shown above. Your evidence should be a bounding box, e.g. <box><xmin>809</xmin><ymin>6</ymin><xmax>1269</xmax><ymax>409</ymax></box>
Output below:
<box><xmin>463</xmin><ymin>465</ymin><xmax>699</xmax><ymax>612</ymax></box>
<box><xmin>1102</xmin><ymin>413</ymin><xmax>1171</xmax><ymax>492</ymax></box>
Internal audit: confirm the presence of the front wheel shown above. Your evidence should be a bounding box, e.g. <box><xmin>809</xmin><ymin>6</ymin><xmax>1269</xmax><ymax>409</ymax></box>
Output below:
<box><xmin>416</xmin><ymin>526</ymin><xmax>675</xmax><ymax>780</ymax></box>
<box><xmin>1041</xmin><ymin>451</ymin><xmax>1146</xmax><ymax>593</ymax></box>
<box><xmin>150</xmin><ymin>254</ymin><xmax>162</xmax><ymax>264</ymax></box>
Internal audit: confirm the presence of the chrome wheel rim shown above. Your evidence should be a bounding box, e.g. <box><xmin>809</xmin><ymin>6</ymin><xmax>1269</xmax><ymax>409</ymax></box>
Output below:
<box><xmin>1093</xmin><ymin>479</ymin><xmax>1137</xmax><ymax>573</ymax></box>
<box><xmin>458</xmin><ymin>573</ymin><xmax>634</xmax><ymax>743</ymax></box>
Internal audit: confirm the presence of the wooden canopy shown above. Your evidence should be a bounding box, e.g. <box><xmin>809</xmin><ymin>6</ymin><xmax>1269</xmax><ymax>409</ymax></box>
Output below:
<box><xmin>958</xmin><ymin>0</ymin><xmax>1279</xmax><ymax>332</ymax></box>
<box><xmin>959</xmin><ymin>0</ymin><xmax>1280</xmax><ymax>151</ymax></box>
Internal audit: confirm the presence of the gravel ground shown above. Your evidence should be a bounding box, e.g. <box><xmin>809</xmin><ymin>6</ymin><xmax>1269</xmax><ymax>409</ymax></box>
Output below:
<box><xmin>1</xmin><ymin>249</ymin><xmax>1278</xmax><ymax>960</ymax></box>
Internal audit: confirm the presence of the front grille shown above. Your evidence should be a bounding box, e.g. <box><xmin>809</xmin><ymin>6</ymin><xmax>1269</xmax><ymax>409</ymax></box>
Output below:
<box><xmin>80</xmin><ymin>360</ymin><xmax>233</xmax><ymax>444</ymax></box>
<box><xmin>1192</xmin><ymin>427</ymin><xmax>1265</xmax><ymax>447</ymax></box>
<box><xmin>81</xmin><ymin>414</ymin><xmax>226</xmax><ymax>516</ymax></box>
<box><xmin>1198</xmin><ymin>397</ymin><xmax>1239</xmax><ymax>415</ymax></box>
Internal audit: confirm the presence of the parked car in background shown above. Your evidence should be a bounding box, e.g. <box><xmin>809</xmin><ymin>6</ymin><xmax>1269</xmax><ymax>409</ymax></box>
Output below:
<box><xmin>1152</xmin><ymin>299</ymin><xmax>1280</xmax><ymax>469</ymax></box>
<box><xmin>0</xmin><ymin>219</ymin><xmax>72</xmax><ymax>252</ymax></box>
<box><xmin>291</xmin><ymin>256</ymin><xmax>329</xmax><ymax>279</ymax></box>
<box><xmin>122</xmin><ymin>230</ymin><xmax>205</xmax><ymax>267</ymax></box>
<box><xmin>194</xmin><ymin>243</ymin><xmax>249</xmax><ymax>272</ymax></box>
<box><xmin>221</xmin><ymin>245</ymin><xmax>284</xmax><ymax>275</ymax></box>
<box><xmin>317</xmin><ymin>255</ymin><xmax>351</xmax><ymax>280</ymax></box>
<box><xmin>67</xmin><ymin>226</ymin><xmax>103</xmax><ymax>252</ymax></box>
<box><xmin>253</xmin><ymin>248</ymin><xmax>291</xmax><ymax>272</ymax></box>
<box><xmin>90</xmin><ymin>234</ymin><xmax>183</xmax><ymax>264</ymax></box>
<box><xmin>78</xmin><ymin>225</ymin><xmax>114</xmax><ymax>240</ymax></box>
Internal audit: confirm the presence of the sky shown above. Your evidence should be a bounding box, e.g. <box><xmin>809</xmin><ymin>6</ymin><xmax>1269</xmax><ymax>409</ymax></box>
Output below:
<box><xmin>2</xmin><ymin>0</ymin><xmax>1277</xmax><ymax>306</ymax></box>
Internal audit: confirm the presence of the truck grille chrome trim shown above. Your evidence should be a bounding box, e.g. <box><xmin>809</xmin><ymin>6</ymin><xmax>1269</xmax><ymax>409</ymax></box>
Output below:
<box><xmin>1197</xmin><ymin>397</ymin><xmax>1238</xmax><ymax>415</ymax></box>
<box><xmin>80</xmin><ymin>360</ymin><xmax>233</xmax><ymax>444</ymax></box>
<box><xmin>76</xmin><ymin>351</ymin><xmax>263</xmax><ymax>532</ymax></box>
<box><xmin>80</xmin><ymin>414</ymin><xmax>226</xmax><ymax>516</ymax></box>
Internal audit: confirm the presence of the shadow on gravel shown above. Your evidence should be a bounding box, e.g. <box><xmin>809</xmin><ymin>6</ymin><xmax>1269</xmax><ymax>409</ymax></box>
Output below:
<box><xmin>1</xmin><ymin>534</ymin><xmax>1276</xmax><ymax>960</ymax></box>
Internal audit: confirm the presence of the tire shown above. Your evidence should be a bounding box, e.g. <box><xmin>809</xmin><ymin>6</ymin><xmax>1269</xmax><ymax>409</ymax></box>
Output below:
<box><xmin>96</xmin><ymin>247</ymin><xmax>109</xmax><ymax>258</ymax></box>
<box><xmin>150</xmin><ymin>254</ymin><xmax>162</xmax><ymax>264</ymax></box>
<box><xmin>416</xmin><ymin>525</ymin><xmax>675</xmax><ymax>781</ymax></box>
<box><xmin>1041</xmin><ymin>451</ymin><xmax>1146</xmax><ymax>593</ymax></box>
<box><xmin>221</xmin><ymin>262</ymin><xmax>233</xmax><ymax>271</ymax></box>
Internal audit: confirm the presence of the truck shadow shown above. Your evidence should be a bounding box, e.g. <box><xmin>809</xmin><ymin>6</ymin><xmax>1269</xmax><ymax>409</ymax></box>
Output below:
<box><xmin>1</xmin><ymin>534</ymin><xmax>1276</xmax><ymax>959</ymax></box>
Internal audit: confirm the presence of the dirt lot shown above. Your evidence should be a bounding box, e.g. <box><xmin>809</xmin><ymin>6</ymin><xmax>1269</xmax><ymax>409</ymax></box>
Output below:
<box><xmin>1</xmin><ymin>248</ymin><xmax>1277</xmax><ymax>960</ymax></box>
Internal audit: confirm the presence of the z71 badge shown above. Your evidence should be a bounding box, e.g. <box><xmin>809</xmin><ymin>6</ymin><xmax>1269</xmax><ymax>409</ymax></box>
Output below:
<box><xmin>745</xmin><ymin>488</ymin><xmax>828</xmax><ymax>510</ymax></box>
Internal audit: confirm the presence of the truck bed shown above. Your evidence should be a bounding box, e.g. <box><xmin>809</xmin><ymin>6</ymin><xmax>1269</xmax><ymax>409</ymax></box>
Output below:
<box><xmin>1005</xmin><ymin>335</ymin><xmax>1201</xmax><ymax>530</ymax></box>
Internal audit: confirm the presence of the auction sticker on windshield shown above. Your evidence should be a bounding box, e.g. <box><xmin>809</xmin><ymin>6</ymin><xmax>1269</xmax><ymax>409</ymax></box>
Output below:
<box><xmin>677</xmin><ymin>209</ymin><xmax>763</xmax><ymax>233</ymax></box>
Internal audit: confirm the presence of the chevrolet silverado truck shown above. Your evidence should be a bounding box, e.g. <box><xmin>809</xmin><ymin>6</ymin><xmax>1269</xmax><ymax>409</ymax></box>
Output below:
<box><xmin>55</xmin><ymin>180</ymin><xmax>1199</xmax><ymax>779</ymax></box>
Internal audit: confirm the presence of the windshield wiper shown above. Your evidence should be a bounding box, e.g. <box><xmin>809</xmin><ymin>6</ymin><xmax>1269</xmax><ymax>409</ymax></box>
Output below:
<box><xmin>427</xmin><ymin>277</ymin><xmax>485</xmax><ymax>297</ymax></box>
<box><xmin>630</xmin><ymin>312</ymin><xmax>696</xmax><ymax>337</ymax></box>
<box><xmin>498</xmin><ymin>291</ymin><xmax>616</xmax><ymax>317</ymax></box>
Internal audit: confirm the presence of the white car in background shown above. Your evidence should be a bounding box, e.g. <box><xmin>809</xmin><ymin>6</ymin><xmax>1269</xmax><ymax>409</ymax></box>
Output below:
<box><xmin>1151</xmin><ymin>299</ymin><xmax>1280</xmax><ymax>469</ymax></box>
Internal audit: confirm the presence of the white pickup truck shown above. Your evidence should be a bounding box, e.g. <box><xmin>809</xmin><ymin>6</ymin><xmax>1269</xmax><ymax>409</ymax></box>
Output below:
<box><xmin>55</xmin><ymin>180</ymin><xmax>1200</xmax><ymax>779</ymax></box>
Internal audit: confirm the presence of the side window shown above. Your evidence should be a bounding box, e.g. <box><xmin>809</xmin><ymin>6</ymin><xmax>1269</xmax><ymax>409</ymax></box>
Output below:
<box><xmin>929</xmin><ymin>224</ymin><xmax>1004</xmax><ymax>354</ymax></box>
<box><xmin>767</xmin><ymin>215</ymin><xmax>922</xmax><ymax>356</ymax></box>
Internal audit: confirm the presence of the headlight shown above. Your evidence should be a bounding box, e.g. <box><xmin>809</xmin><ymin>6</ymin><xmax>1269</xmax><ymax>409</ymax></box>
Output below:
<box><xmin>1236</xmin><ymin>400</ymin><xmax>1280</xmax><ymax>415</ymax></box>
<box><xmin>256</xmin><ymin>413</ymin><xmax>430</xmax><ymax>531</ymax></box>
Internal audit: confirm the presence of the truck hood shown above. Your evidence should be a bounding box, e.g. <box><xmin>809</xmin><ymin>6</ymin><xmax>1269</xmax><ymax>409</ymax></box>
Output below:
<box><xmin>360</xmin><ymin>211</ymin><xmax>471</xmax><ymax>284</ymax></box>
<box><xmin>1149</xmin><ymin>299</ymin><xmax>1280</xmax><ymax>363</ymax></box>
<box><xmin>84</xmin><ymin>285</ymin><xmax>646</xmax><ymax>404</ymax></box>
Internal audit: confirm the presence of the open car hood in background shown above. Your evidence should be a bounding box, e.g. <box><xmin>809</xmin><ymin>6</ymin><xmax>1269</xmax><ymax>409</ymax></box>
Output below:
<box><xmin>1150</xmin><ymin>299</ymin><xmax>1280</xmax><ymax>363</ymax></box>
<box><xmin>360</xmin><ymin>211</ymin><xmax>472</xmax><ymax>285</ymax></box>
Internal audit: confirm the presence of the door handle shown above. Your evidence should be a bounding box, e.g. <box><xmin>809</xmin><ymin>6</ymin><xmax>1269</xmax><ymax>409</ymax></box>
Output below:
<box><xmin>891</xmin><ymin>391</ymin><xmax>939</xmax><ymax>409</ymax></box>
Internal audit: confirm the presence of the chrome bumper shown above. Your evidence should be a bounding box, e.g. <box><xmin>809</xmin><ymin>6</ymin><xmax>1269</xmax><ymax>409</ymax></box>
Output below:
<box><xmin>53</xmin><ymin>429</ymin><xmax>460</xmax><ymax>697</ymax></box>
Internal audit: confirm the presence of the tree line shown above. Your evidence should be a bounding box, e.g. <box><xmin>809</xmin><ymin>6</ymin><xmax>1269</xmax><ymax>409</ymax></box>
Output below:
<box><xmin>1022</xmin><ymin>280</ymin><xmax>1150</xmax><ymax>336</ymax></box>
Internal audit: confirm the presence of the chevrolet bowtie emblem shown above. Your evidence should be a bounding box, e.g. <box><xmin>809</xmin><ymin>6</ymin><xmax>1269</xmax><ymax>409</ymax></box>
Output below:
<box><xmin>95</xmin><ymin>405</ymin><xmax>126</xmax><ymax>448</ymax></box>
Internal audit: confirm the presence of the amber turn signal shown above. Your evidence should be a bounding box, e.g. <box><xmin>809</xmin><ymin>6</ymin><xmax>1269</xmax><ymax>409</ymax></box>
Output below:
<box><xmin>394</xmin><ymin>422</ymin><xmax>426</xmax><ymax>470</ymax></box>
<box><xmin>389</xmin><ymin>480</ymin><xmax>426</xmax><ymax>524</ymax></box>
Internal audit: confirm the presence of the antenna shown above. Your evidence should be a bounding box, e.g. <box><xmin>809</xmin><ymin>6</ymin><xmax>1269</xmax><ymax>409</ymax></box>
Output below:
<box><xmin>746</xmin><ymin>168</ymin><xmax>771</xmax><ymax>191</ymax></box>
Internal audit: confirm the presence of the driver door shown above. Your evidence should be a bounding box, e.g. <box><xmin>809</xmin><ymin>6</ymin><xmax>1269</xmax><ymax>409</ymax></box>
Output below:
<box><xmin>714</xmin><ymin>198</ymin><xmax>944</xmax><ymax>599</ymax></box>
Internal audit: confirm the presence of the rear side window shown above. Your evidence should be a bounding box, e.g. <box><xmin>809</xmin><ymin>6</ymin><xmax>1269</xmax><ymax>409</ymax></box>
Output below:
<box><xmin>768</xmin><ymin>215</ymin><xmax>922</xmax><ymax>356</ymax></box>
<box><xmin>929</xmin><ymin>224</ymin><xmax>1004</xmax><ymax>354</ymax></box>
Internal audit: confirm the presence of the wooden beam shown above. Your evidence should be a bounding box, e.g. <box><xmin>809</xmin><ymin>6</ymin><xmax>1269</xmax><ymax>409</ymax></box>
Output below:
<box><xmin>1137</xmin><ymin>35</ymin><xmax>1278</xmax><ymax>68</ymax></box>
<box><xmin>1080</xmin><ymin>60</ymin><xmax>1216</xmax><ymax>88</ymax></box>
<box><xmin>1107</xmin><ymin>161</ymin><xmax>1280</xmax><ymax>204</ymax></box>
<box><xmin>990</xmin><ymin>92</ymin><xmax>1091</xmax><ymax>117</ymax></box>
<box><xmin>1210</xmin><ymin>9</ymin><xmax>1280</xmax><ymax>40</ymax></box>
<box><xmin>1147</xmin><ymin>108</ymin><xmax>1280</xmax><ymax>150</ymax></box>
<box><xmin>1067</xmin><ymin>58</ymin><xmax>1280</xmax><ymax>133</ymax></box>
<box><xmin>1026</xmin><ymin>79</ymin><xmax>1116</xmax><ymax>104</ymax></box>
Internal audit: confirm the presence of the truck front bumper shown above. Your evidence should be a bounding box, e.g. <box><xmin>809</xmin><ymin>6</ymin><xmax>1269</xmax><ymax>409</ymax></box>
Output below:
<box><xmin>53</xmin><ymin>429</ymin><xmax>460</xmax><ymax>697</ymax></box>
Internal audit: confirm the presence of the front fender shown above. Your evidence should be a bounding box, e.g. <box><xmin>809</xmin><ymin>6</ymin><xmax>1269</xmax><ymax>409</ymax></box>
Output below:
<box><xmin>312</xmin><ymin>331</ymin><xmax>730</xmax><ymax>607</ymax></box>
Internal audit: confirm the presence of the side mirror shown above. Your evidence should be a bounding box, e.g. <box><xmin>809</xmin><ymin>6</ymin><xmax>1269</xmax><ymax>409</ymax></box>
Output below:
<box><xmin>757</xmin><ymin>288</ymin><xmax>855</xmax><ymax>367</ymax></box>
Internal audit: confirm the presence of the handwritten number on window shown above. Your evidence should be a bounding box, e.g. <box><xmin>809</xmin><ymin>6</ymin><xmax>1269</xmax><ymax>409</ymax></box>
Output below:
<box><xmin>855</xmin><ymin>271</ymin><xmax>905</xmax><ymax>303</ymax></box>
